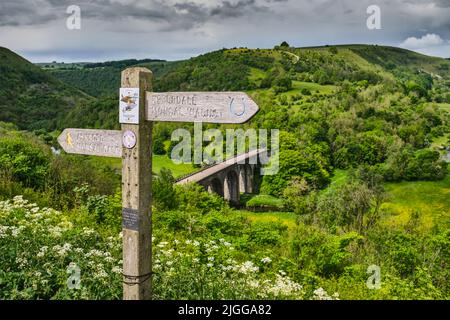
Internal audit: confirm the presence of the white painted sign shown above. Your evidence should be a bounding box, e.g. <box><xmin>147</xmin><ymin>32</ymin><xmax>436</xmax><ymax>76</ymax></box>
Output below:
<box><xmin>146</xmin><ymin>92</ymin><xmax>259</xmax><ymax>124</ymax></box>
<box><xmin>57</xmin><ymin>128</ymin><xmax>122</xmax><ymax>157</ymax></box>
<box><xmin>120</xmin><ymin>88</ymin><xmax>140</xmax><ymax>124</ymax></box>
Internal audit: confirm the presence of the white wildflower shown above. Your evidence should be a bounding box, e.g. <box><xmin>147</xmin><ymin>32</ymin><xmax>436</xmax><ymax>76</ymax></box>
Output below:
<box><xmin>15</xmin><ymin>257</ymin><xmax>28</xmax><ymax>268</ymax></box>
<box><xmin>157</xmin><ymin>241</ymin><xmax>168</xmax><ymax>248</ymax></box>
<box><xmin>237</xmin><ymin>261</ymin><xmax>259</xmax><ymax>274</ymax></box>
<box><xmin>37</xmin><ymin>246</ymin><xmax>48</xmax><ymax>258</ymax></box>
<box><xmin>261</xmin><ymin>257</ymin><xmax>272</xmax><ymax>264</ymax></box>
<box><xmin>313</xmin><ymin>287</ymin><xmax>339</xmax><ymax>300</ymax></box>
<box><xmin>112</xmin><ymin>266</ymin><xmax>122</xmax><ymax>274</ymax></box>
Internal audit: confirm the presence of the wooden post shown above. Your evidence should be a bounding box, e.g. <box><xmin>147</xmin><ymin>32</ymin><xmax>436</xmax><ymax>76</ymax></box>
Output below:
<box><xmin>121</xmin><ymin>67</ymin><xmax>153</xmax><ymax>300</ymax></box>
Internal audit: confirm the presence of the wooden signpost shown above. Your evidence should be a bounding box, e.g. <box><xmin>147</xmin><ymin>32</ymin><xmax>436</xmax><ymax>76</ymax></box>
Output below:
<box><xmin>57</xmin><ymin>67</ymin><xmax>259</xmax><ymax>300</ymax></box>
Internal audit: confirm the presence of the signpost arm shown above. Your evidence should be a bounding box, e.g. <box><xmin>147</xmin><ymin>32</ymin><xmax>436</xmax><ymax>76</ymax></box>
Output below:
<box><xmin>121</xmin><ymin>67</ymin><xmax>153</xmax><ymax>300</ymax></box>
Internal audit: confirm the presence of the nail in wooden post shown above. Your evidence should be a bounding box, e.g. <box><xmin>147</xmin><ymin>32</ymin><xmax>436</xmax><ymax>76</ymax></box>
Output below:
<box><xmin>121</xmin><ymin>67</ymin><xmax>153</xmax><ymax>300</ymax></box>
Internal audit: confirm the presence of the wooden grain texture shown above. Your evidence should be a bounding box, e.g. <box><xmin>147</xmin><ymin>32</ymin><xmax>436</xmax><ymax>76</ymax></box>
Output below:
<box><xmin>146</xmin><ymin>92</ymin><xmax>259</xmax><ymax>123</ymax></box>
<box><xmin>121</xmin><ymin>67</ymin><xmax>153</xmax><ymax>300</ymax></box>
<box><xmin>57</xmin><ymin>129</ymin><xmax>121</xmax><ymax>157</ymax></box>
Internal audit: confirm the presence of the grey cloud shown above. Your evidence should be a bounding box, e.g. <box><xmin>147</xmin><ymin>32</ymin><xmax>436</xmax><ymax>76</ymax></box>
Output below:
<box><xmin>1</xmin><ymin>0</ymin><xmax>449</xmax><ymax>61</ymax></box>
<box><xmin>0</xmin><ymin>0</ymin><xmax>273</xmax><ymax>30</ymax></box>
<box><xmin>403</xmin><ymin>0</ymin><xmax>450</xmax><ymax>7</ymax></box>
<box><xmin>433</xmin><ymin>0</ymin><xmax>450</xmax><ymax>7</ymax></box>
<box><xmin>211</xmin><ymin>0</ymin><xmax>269</xmax><ymax>18</ymax></box>
<box><xmin>0</xmin><ymin>1</ymin><xmax>57</xmax><ymax>26</ymax></box>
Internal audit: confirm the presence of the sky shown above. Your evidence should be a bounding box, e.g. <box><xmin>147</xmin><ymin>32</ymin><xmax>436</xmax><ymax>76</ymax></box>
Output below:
<box><xmin>0</xmin><ymin>0</ymin><xmax>449</xmax><ymax>62</ymax></box>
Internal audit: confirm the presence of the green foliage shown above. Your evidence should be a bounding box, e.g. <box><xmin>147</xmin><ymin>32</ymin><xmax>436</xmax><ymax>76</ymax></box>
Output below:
<box><xmin>260</xmin><ymin>132</ymin><xmax>331</xmax><ymax>196</ymax></box>
<box><xmin>0</xmin><ymin>136</ymin><xmax>50</xmax><ymax>189</ymax></box>
<box><xmin>273</xmin><ymin>75</ymin><xmax>293</xmax><ymax>93</ymax></box>
<box><xmin>0</xmin><ymin>125</ymin><xmax>119</xmax><ymax>209</ymax></box>
<box><xmin>0</xmin><ymin>47</ymin><xmax>91</xmax><ymax>131</ymax></box>
<box><xmin>152</xmin><ymin>136</ymin><xmax>167</xmax><ymax>155</ymax></box>
<box><xmin>379</xmin><ymin>146</ymin><xmax>447</xmax><ymax>181</ymax></box>
<box><xmin>155</xmin><ymin>50</ymin><xmax>254</xmax><ymax>91</ymax></box>
<box><xmin>153</xmin><ymin>168</ymin><xmax>178</xmax><ymax>211</ymax></box>
<box><xmin>248</xmin><ymin>221</ymin><xmax>287</xmax><ymax>246</ymax></box>
<box><xmin>292</xmin><ymin>225</ymin><xmax>363</xmax><ymax>277</ymax></box>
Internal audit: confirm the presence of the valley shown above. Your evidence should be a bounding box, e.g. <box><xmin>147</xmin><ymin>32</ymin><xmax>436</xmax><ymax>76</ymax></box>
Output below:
<box><xmin>0</xmin><ymin>43</ymin><xmax>449</xmax><ymax>300</ymax></box>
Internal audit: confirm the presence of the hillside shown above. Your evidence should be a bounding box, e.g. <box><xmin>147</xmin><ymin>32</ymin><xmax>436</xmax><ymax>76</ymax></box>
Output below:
<box><xmin>47</xmin><ymin>44</ymin><xmax>450</xmax><ymax>95</ymax></box>
<box><xmin>47</xmin><ymin>59</ymin><xmax>181</xmax><ymax>97</ymax></box>
<box><xmin>0</xmin><ymin>47</ymin><xmax>92</xmax><ymax>131</ymax></box>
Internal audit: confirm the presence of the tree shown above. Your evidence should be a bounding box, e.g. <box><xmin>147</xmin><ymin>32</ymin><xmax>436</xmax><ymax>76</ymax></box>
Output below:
<box><xmin>280</xmin><ymin>41</ymin><xmax>290</xmax><ymax>48</ymax></box>
<box><xmin>317</xmin><ymin>180</ymin><xmax>384</xmax><ymax>233</ymax></box>
<box><xmin>152</xmin><ymin>137</ymin><xmax>167</xmax><ymax>155</ymax></box>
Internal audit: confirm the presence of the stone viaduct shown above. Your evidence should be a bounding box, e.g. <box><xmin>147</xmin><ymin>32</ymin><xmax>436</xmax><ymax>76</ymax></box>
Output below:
<box><xmin>176</xmin><ymin>149</ymin><xmax>265</xmax><ymax>205</ymax></box>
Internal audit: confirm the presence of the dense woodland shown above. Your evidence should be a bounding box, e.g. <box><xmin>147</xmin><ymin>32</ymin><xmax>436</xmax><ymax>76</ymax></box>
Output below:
<box><xmin>0</xmin><ymin>44</ymin><xmax>449</xmax><ymax>299</ymax></box>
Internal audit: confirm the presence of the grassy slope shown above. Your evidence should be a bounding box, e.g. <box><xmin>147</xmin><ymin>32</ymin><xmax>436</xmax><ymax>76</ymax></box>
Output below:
<box><xmin>437</xmin><ymin>103</ymin><xmax>450</xmax><ymax>112</ymax></box>
<box><xmin>88</xmin><ymin>154</ymin><xmax>195</xmax><ymax>178</ymax></box>
<box><xmin>383</xmin><ymin>172</ymin><xmax>450</xmax><ymax>229</ymax></box>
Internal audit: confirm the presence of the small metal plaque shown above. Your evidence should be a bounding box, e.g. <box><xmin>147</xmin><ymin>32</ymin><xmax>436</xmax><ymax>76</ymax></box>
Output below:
<box><xmin>122</xmin><ymin>130</ymin><xmax>137</xmax><ymax>149</ymax></box>
<box><xmin>122</xmin><ymin>208</ymin><xmax>139</xmax><ymax>231</ymax></box>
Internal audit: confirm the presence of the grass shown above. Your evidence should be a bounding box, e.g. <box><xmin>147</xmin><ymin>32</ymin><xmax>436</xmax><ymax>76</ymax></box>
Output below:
<box><xmin>382</xmin><ymin>173</ymin><xmax>450</xmax><ymax>229</ymax></box>
<box><xmin>244</xmin><ymin>194</ymin><xmax>285</xmax><ymax>209</ymax></box>
<box><xmin>436</xmin><ymin>103</ymin><xmax>450</xmax><ymax>113</ymax></box>
<box><xmin>88</xmin><ymin>154</ymin><xmax>196</xmax><ymax>178</ymax></box>
<box><xmin>240</xmin><ymin>210</ymin><xmax>297</xmax><ymax>231</ymax></box>
<box><xmin>153</xmin><ymin>154</ymin><xmax>195</xmax><ymax>178</ymax></box>
<box><xmin>286</xmin><ymin>81</ymin><xmax>337</xmax><ymax>96</ymax></box>
<box><xmin>248</xmin><ymin>67</ymin><xmax>266</xmax><ymax>85</ymax></box>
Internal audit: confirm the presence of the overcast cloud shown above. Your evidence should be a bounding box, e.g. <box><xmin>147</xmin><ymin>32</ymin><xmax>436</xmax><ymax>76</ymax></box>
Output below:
<box><xmin>0</xmin><ymin>0</ymin><xmax>449</xmax><ymax>62</ymax></box>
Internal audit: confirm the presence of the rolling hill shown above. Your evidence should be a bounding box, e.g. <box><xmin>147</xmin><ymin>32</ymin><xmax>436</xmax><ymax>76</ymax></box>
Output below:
<box><xmin>1</xmin><ymin>44</ymin><xmax>449</xmax><ymax>132</ymax></box>
<box><xmin>0</xmin><ymin>47</ymin><xmax>92</xmax><ymax>131</ymax></box>
<box><xmin>47</xmin><ymin>44</ymin><xmax>450</xmax><ymax>96</ymax></box>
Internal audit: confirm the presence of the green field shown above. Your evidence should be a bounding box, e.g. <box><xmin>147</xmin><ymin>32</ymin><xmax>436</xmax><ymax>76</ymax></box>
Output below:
<box><xmin>289</xmin><ymin>80</ymin><xmax>337</xmax><ymax>95</ymax></box>
<box><xmin>153</xmin><ymin>154</ymin><xmax>196</xmax><ymax>177</ymax></box>
<box><xmin>437</xmin><ymin>103</ymin><xmax>450</xmax><ymax>113</ymax></box>
<box><xmin>89</xmin><ymin>154</ymin><xmax>196</xmax><ymax>178</ymax></box>
<box><xmin>241</xmin><ymin>210</ymin><xmax>297</xmax><ymax>231</ymax></box>
<box><xmin>383</xmin><ymin>173</ymin><xmax>450</xmax><ymax>229</ymax></box>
